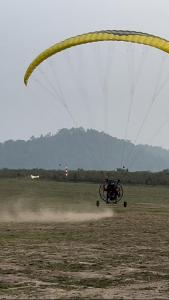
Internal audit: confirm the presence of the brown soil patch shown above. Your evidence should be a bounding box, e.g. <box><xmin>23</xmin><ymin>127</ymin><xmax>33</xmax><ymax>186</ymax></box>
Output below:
<box><xmin>0</xmin><ymin>208</ymin><xmax>169</xmax><ymax>299</ymax></box>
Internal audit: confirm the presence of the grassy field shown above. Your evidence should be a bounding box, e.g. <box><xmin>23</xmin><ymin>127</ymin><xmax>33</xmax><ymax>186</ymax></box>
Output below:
<box><xmin>0</xmin><ymin>178</ymin><xmax>169</xmax><ymax>299</ymax></box>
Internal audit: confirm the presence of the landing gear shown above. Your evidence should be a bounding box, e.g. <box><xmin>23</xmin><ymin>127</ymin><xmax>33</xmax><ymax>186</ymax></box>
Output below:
<box><xmin>123</xmin><ymin>201</ymin><xmax>127</xmax><ymax>208</ymax></box>
<box><xmin>96</xmin><ymin>200</ymin><xmax>100</xmax><ymax>207</ymax></box>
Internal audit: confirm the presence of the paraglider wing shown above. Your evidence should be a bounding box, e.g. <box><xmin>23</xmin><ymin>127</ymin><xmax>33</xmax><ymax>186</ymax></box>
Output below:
<box><xmin>24</xmin><ymin>30</ymin><xmax>169</xmax><ymax>86</ymax></box>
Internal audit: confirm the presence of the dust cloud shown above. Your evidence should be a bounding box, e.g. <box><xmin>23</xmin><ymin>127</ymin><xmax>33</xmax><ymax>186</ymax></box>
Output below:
<box><xmin>0</xmin><ymin>209</ymin><xmax>113</xmax><ymax>223</ymax></box>
<box><xmin>0</xmin><ymin>199</ymin><xmax>114</xmax><ymax>223</ymax></box>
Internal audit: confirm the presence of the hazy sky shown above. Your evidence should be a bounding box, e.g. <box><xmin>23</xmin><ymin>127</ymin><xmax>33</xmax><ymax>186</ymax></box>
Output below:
<box><xmin>2</xmin><ymin>0</ymin><xmax>169</xmax><ymax>148</ymax></box>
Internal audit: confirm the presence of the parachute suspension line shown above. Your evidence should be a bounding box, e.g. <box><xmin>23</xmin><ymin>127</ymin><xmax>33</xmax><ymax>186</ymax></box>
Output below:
<box><xmin>129</xmin><ymin>99</ymin><xmax>169</xmax><ymax>170</ymax></box>
<box><xmin>134</xmin><ymin>55</ymin><xmax>166</xmax><ymax>140</ymax></box>
<box><xmin>93</xmin><ymin>42</ymin><xmax>117</xmax><ymax>136</ymax></box>
<box><xmin>48</xmin><ymin>48</ymin><xmax>105</xmax><ymax>170</ymax></box>
<box><xmin>121</xmin><ymin>46</ymin><xmax>149</xmax><ymax>169</ymax></box>
<box><xmin>64</xmin><ymin>50</ymin><xmax>84</xmax><ymax>92</ymax></box>
<box><xmin>48</xmin><ymin>49</ymin><xmax>101</xmax><ymax>169</ymax></box>
<box><xmin>93</xmin><ymin>44</ymin><xmax>104</xmax><ymax>132</ymax></box>
<box><xmin>102</xmin><ymin>44</ymin><xmax>114</xmax><ymax>134</ymax></box>
<box><xmin>33</xmin><ymin>77</ymin><xmax>77</xmax><ymax>127</ymax></box>
<box><xmin>93</xmin><ymin>43</ymin><xmax>109</xmax><ymax>133</ymax></box>
<box><xmin>25</xmin><ymin>78</ymin><xmax>60</xmax><ymax>113</ymax></box>
<box><xmin>33</xmin><ymin>77</ymin><xmax>63</xmax><ymax>104</ymax></box>
<box><xmin>64</xmin><ymin>49</ymin><xmax>105</xmax><ymax>170</ymax></box>
<box><xmin>120</xmin><ymin>46</ymin><xmax>148</xmax><ymax>169</ymax></box>
<box><xmin>35</xmin><ymin>69</ymin><xmax>91</xmax><ymax>170</ymax></box>
<box><xmin>89</xmin><ymin>43</ymin><xmax>115</xmax><ymax>169</ymax></box>
<box><xmin>134</xmin><ymin>57</ymin><xmax>168</xmax><ymax>138</ymax></box>
<box><xmin>38</xmin><ymin>68</ymin><xmax>77</xmax><ymax>126</ymax></box>
<box><xmin>93</xmin><ymin>43</ymin><xmax>120</xmax><ymax>170</ymax></box>
<box><xmin>132</xmin><ymin>46</ymin><xmax>149</xmax><ymax>88</ymax></box>
<box><xmin>150</xmin><ymin>113</ymin><xmax>169</xmax><ymax>142</ymax></box>
<box><xmin>47</xmin><ymin>60</ymin><xmax>67</xmax><ymax>99</ymax></box>
<box><xmin>121</xmin><ymin>44</ymin><xmax>136</xmax><ymax>168</ymax></box>
<box><xmin>129</xmin><ymin>113</ymin><xmax>169</xmax><ymax>170</ymax></box>
<box><xmin>48</xmin><ymin>55</ymin><xmax>93</xmax><ymax>168</ymax></box>
<box><xmin>104</xmin><ymin>44</ymin><xmax>117</xmax><ymax>135</ymax></box>
<box><xmin>127</xmin><ymin>55</ymin><xmax>169</xmax><ymax>168</ymax></box>
<box><xmin>46</xmin><ymin>59</ymin><xmax>78</xmax><ymax>122</ymax></box>
<box><xmin>65</xmin><ymin>48</ymin><xmax>106</xmax><ymax>170</ymax></box>
<box><xmin>39</xmin><ymin>66</ymin><xmax>74</xmax><ymax>118</ymax></box>
<box><xmin>120</xmin><ymin>89</ymin><xmax>134</xmax><ymax>168</ymax></box>
<box><xmin>63</xmin><ymin>49</ymin><xmax>95</xmax><ymax>129</ymax></box>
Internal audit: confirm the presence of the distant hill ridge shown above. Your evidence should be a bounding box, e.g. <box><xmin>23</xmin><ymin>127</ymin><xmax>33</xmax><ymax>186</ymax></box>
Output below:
<box><xmin>1</xmin><ymin>127</ymin><xmax>169</xmax><ymax>171</ymax></box>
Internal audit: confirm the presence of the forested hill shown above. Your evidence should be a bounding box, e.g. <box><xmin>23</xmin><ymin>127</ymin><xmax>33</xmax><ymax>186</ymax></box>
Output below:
<box><xmin>1</xmin><ymin>128</ymin><xmax>169</xmax><ymax>171</ymax></box>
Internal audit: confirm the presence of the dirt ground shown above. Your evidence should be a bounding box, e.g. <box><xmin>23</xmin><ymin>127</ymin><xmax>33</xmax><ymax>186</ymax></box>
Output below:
<box><xmin>0</xmin><ymin>180</ymin><xmax>169</xmax><ymax>299</ymax></box>
<box><xmin>0</xmin><ymin>210</ymin><xmax>169</xmax><ymax>299</ymax></box>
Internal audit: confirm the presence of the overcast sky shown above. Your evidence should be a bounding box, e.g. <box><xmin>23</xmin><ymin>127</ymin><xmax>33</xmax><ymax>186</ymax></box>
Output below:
<box><xmin>1</xmin><ymin>0</ymin><xmax>169</xmax><ymax>149</ymax></box>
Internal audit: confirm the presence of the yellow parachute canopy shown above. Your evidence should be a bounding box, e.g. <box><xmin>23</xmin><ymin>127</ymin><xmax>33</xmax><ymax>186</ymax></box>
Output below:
<box><xmin>24</xmin><ymin>30</ymin><xmax>169</xmax><ymax>85</ymax></box>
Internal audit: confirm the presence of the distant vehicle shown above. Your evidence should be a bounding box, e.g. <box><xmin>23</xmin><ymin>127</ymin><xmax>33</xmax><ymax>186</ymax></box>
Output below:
<box><xmin>96</xmin><ymin>179</ymin><xmax>127</xmax><ymax>207</ymax></box>
<box><xmin>30</xmin><ymin>174</ymin><xmax>40</xmax><ymax>179</ymax></box>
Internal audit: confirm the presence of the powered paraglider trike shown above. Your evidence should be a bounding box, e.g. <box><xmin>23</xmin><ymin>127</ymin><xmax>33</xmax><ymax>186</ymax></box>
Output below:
<box><xmin>96</xmin><ymin>179</ymin><xmax>127</xmax><ymax>207</ymax></box>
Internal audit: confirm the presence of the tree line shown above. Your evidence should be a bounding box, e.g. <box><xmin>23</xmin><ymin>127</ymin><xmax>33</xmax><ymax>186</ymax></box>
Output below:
<box><xmin>1</xmin><ymin>168</ymin><xmax>169</xmax><ymax>186</ymax></box>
